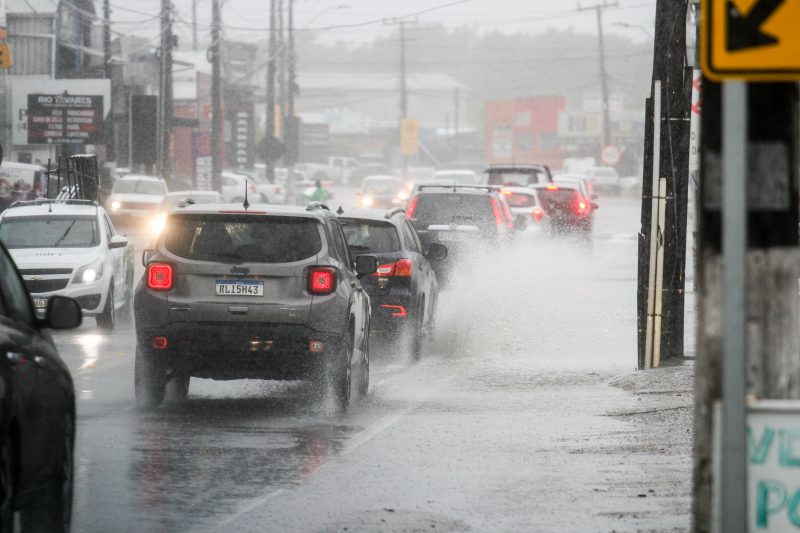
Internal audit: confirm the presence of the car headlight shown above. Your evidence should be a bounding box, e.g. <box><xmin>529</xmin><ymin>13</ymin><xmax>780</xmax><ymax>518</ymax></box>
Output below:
<box><xmin>361</xmin><ymin>196</ymin><xmax>374</xmax><ymax>207</ymax></box>
<box><xmin>110</xmin><ymin>201</ymin><xmax>121</xmax><ymax>211</ymax></box>
<box><xmin>398</xmin><ymin>191</ymin><xmax>409</xmax><ymax>201</ymax></box>
<box><xmin>73</xmin><ymin>258</ymin><xmax>104</xmax><ymax>284</ymax></box>
<box><xmin>151</xmin><ymin>212</ymin><xmax>167</xmax><ymax>236</ymax></box>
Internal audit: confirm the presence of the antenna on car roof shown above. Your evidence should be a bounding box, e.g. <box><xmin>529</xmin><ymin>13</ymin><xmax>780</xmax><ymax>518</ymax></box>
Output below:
<box><xmin>243</xmin><ymin>179</ymin><xmax>250</xmax><ymax>211</ymax></box>
<box><xmin>336</xmin><ymin>206</ymin><xmax>344</xmax><ymax>215</ymax></box>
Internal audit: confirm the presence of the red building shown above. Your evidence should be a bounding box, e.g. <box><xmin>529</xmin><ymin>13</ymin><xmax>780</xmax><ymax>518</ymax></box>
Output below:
<box><xmin>485</xmin><ymin>96</ymin><xmax>566</xmax><ymax>169</ymax></box>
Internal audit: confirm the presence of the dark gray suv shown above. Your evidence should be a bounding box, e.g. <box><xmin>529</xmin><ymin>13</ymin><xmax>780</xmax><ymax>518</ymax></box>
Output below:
<box><xmin>134</xmin><ymin>203</ymin><xmax>377</xmax><ymax>410</ymax></box>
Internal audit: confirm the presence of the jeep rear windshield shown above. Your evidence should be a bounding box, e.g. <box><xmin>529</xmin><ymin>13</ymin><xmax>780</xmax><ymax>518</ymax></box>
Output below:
<box><xmin>339</xmin><ymin>219</ymin><xmax>401</xmax><ymax>254</ymax></box>
<box><xmin>164</xmin><ymin>214</ymin><xmax>321</xmax><ymax>263</ymax></box>
<box><xmin>412</xmin><ymin>194</ymin><xmax>494</xmax><ymax>228</ymax></box>
<box><xmin>0</xmin><ymin>216</ymin><xmax>99</xmax><ymax>248</ymax></box>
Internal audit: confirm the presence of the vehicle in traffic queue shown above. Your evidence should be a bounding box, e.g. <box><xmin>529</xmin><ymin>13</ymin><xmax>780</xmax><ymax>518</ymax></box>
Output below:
<box><xmin>221</xmin><ymin>171</ymin><xmax>284</xmax><ymax>205</ymax></box>
<box><xmin>585</xmin><ymin>166</ymin><xmax>621</xmax><ymax>195</ymax></box>
<box><xmin>553</xmin><ymin>174</ymin><xmax>597</xmax><ymax>200</ymax></box>
<box><xmin>134</xmin><ymin>202</ymin><xmax>379</xmax><ymax>410</ymax></box>
<box><xmin>485</xmin><ymin>164</ymin><xmax>553</xmax><ymax>187</ymax></box>
<box><xmin>0</xmin><ymin>200</ymin><xmax>134</xmax><ymax>330</ymax></box>
<box><xmin>338</xmin><ymin>208</ymin><xmax>446</xmax><ymax>361</ymax></box>
<box><xmin>406</xmin><ymin>185</ymin><xmax>513</xmax><ymax>285</ymax></box>
<box><xmin>499</xmin><ymin>186</ymin><xmax>549</xmax><ymax>235</ymax></box>
<box><xmin>149</xmin><ymin>190</ymin><xmax>223</xmax><ymax>239</ymax></box>
<box><xmin>106</xmin><ymin>174</ymin><xmax>168</xmax><ymax>226</ymax></box>
<box><xmin>357</xmin><ymin>176</ymin><xmax>409</xmax><ymax>209</ymax></box>
<box><xmin>531</xmin><ymin>182</ymin><xmax>598</xmax><ymax>241</ymax></box>
<box><xmin>430</xmin><ymin>169</ymin><xmax>481</xmax><ymax>185</ymax></box>
<box><xmin>0</xmin><ymin>239</ymin><xmax>82</xmax><ymax>531</ymax></box>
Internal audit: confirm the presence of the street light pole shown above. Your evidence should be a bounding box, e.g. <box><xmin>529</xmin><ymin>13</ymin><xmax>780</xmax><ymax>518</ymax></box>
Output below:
<box><xmin>211</xmin><ymin>0</ymin><xmax>222</xmax><ymax>192</ymax></box>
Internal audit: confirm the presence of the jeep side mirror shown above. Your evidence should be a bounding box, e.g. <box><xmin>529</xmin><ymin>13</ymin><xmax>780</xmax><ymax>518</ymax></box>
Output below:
<box><xmin>426</xmin><ymin>242</ymin><xmax>448</xmax><ymax>261</ymax></box>
<box><xmin>355</xmin><ymin>255</ymin><xmax>378</xmax><ymax>277</ymax></box>
<box><xmin>142</xmin><ymin>249</ymin><xmax>154</xmax><ymax>267</ymax></box>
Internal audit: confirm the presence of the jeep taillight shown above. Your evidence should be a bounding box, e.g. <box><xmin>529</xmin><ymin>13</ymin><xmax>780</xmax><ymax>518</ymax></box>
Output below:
<box><xmin>147</xmin><ymin>263</ymin><xmax>173</xmax><ymax>291</ymax></box>
<box><xmin>308</xmin><ymin>267</ymin><xmax>336</xmax><ymax>295</ymax></box>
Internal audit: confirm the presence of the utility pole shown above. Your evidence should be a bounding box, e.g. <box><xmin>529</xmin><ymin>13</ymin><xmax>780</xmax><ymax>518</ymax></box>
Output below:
<box><xmin>383</xmin><ymin>17</ymin><xmax>414</xmax><ymax>176</ymax></box>
<box><xmin>636</xmin><ymin>0</ymin><xmax>691</xmax><ymax>370</ymax></box>
<box><xmin>577</xmin><ymin>1</ymin><xmax>617</xmax><ymax>148</ymax></box>
<box><xmin>285</xmin><ymin>0</ymin><xmax>298</xmax><ymax>204</ymax></box>
<box><xmin>103</xmin><ymin>0</ymin><xmax>113</xmax><ymax>161</ymax></box>
<box><xmin>192</xmin><ymin>0</ymin><xmax>198</xmax><ymax>51</ymax></box>
<box><xmin>265</xmin><ymin>0</ymin><xmax>278</xmax><ymax>183</ymax></box>
<box><xmin>211</xmin><ymin>0</ymin><xmax>222</xmax><ymax>192</ymax></box>
<box><xmin>453</xmin><ymin>87</ymin><xmax>460</xmax><ymax>161</ymax></box>
<box><xmin>157</xmin><ymin>0</ymin><xmax>174</xmax><ymax>180</ymax></box>
<box><xmin>277</xmin><ymin>0</ymin><xmax>286</xmax><ymax>146</ymax></box>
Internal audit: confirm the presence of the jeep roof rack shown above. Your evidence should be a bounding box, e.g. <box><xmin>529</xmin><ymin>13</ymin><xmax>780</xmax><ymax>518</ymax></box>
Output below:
<box><xmin>306</xmin><ymin>202</ymin><xmax>331</xmax><ymax>212</ymax></box>
<box><xmin>8</xmin><ymin>198</ymin><xmax>99</xmax><ymax>209</ymax></box>
<box><xmin>416</xmin><ymin>184</ymin><xmax>498</xmax><ymax>193</ymax></box>
<box><xmin>385</xmin><ymin>207</ymin><xmax>405</xmax><ymax>219</ymax></box>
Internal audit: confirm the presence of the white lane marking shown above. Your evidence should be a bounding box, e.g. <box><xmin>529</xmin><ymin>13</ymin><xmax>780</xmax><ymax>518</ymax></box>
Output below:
<box><xmin>211</xmin><ymin>407</ymin><xmax>414</xmax><ymax>530</ymax></box>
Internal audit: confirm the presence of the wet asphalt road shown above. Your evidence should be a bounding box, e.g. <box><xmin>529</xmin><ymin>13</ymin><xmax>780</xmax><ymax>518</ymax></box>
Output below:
<box><xmin>53</xmin><ymin>193</ymin><xmax>691</xmax><ymax>532</ymax></box>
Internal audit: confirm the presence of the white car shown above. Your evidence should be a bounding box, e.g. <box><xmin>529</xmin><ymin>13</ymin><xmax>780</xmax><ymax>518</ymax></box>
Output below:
<box><xmin>430</xmin><ymin>170</ymin><xmax>480</xmax><ymax>185</ymax></box>
<box><xmin>585</xmin><ymin>166</ymin><xmax>621</xmax><ymax>195</ymax></box>
<box><xmin>106</xmin><ymin>174</ymin><xmax>168</xmax><ymax>222</ymax></box>
<box><xmin>499</xmin><ymin>186</ymin><xmax>549</xmax><ymax>235</ymax></box>
<box><xmin>222</xmin><ymin>171</ymin><xmax>284</xmax><ymax>204</ymax></box>
<box><xmin>149</xmin><ymin>190</ymin><xmax>223</xmax><ymax>238</ymax></box>
<box><xmin>553</xmin><ymin>174</ymin><xmax>597</xmax><ymax>200</ymax></box>
<box><xmin>0</xmin><ymin>200</ymin><xmax>134</xmax><ymax>330</ymax></box>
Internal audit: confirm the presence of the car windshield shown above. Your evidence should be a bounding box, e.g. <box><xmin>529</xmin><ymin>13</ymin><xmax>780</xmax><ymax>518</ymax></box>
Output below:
<box><xmin>486</xmin><ymin>170</ymin><xmax>545</xmax><ymax>186</ymax></box>
<box><xmin>0</xmin><ymin>215</ymin><xmax>99</xmax><ymax>248</ymax></box>
<box><xmin>339</xmin><ymin>219</ymin><xmax>401</xmax><ymax>253</ymax></box>
<box><xmin>504</xmin><ymin>192</ymin><xmax>536</xmax><ymax>208</ymax></box>
<box><xmin>363</xmin><ymin>180</ymin><xmax>400</xmax><ymax>195</ymax></box>
<box><xmin>112</xmin><ymin>179</ymin><xmax>166</xmax><ymax>195</ymax></box>
<box><xmin>164</xmin><ymin>214</ymin><xmax>321</xmax><ymax>263</ymax></box>
<box><xmin>412</xmin><ymin>193</ymin><xmax>494</xmax><ymax>228</ymax></box>
<box><xmin>537</xmin><ymin>188</ymin><xmax>580</xmax><ymax>212</ymax></box>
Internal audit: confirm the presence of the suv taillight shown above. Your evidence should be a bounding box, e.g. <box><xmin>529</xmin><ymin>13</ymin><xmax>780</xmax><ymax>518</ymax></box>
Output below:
<box><xmin>373</xmin><ymin>259</ymin><xmax>413</xmax><ymax>278</ymax></box>
<box><xmin>532</xmin><ymin>207</ymin><xmax>544</xmax><ymax>222</ymax></box>
<box><xmin>406</xmin><ymin>196</ymin><xmax>419</xmax><ymax>218</ymax></box>
<box><xmin>489</xmin><ymin>197</ymin><xmax>505</xmax><ymax>227</ymax></box>
<box><xmin>308</xmin><ymin>267</ymin><xmax>336</xmax><ymax>295</ymax></box>
<box><xmin>147</xmin><ymin>263</ymin><xmax>173</xmax><ymax>291</ymax></box>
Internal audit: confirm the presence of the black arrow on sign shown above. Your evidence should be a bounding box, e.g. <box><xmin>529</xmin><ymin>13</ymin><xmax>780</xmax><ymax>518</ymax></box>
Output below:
<box><xmin>727</xmin><ymin>0</ymin><xmax>784</xmax><ymax>51</ymax></box>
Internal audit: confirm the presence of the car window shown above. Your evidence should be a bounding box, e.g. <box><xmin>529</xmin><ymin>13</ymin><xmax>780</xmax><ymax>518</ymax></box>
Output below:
<box><xmin>340</xmin><ymin>219</ymin><xmax>401</xmax><ymax>254</ymax></box>
<box><xmin>164</xmin><ymin>214</ymin><xmax>322</xmax><ymax>263</ymax></box>
<box><xmin>333</xmin><ymin>222</ymin><xmax>354</xmax><ymax>268</ymax></box>
<box><xmin>112</xmin><ymin>180</ymin><xmax>166</xmax><ymax>195</ymax></box>
<box><xmin>0</xmin><ymin>245</ymin><xmax>33</xmax><ymax>325</ymax></box>
<box><xmin>0</xmin><ymin>216</ymin><xmax>100</xmax><ymax>248</ymax></box>
<box><xmin>402</xmin><ymin>221</ymin><xmax>421</xmax><ymax>254</ymax></box>
<box><xmin>327</xmin><ymin>220</ymin><xmax>350</xmax><ymax>265</ymax></box>
<box><xmin>504</xmin><ymin>192</ymin><xmax>536</xmax><ymax>208</ymax></box>
<box><xmin>412</xmin><ymin>194</ymin><xmax>494</xmax><ymax>229</ymax></box>
<box><xmin>104</xmin><ymin>214</ymin><xmax>115</xmax><ymax>239</ymax></box>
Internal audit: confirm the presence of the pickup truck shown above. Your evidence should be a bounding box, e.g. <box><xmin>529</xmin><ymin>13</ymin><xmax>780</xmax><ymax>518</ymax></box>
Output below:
<box><xmin>297</xmin><ymin>156</ymin><xmax>363</xmax><ymax>185</ymax></box>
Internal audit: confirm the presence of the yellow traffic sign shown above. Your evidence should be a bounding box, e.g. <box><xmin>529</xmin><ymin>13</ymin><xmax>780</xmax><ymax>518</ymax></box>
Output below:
<box><xmin>0</xmin><ymin>44</ymin><xmax>12</xmax><ymax>70</ymax></box>
<box><xmin>401</xmin><ymin>119</ymin><xmax>419</xmax><ymax>156</ymax></box>
<box><xmin>702</xmin><ymin>0</ymin><xmax>800</xmax><ymax>81</ymax></box>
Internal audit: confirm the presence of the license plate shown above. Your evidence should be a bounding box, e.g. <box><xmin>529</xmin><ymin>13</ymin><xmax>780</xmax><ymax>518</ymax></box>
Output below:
<box><xmin>438</xmin><ymin>232</ymin><xmax>468</xmax><ymax>242</ymax></box>
<box><xmin>33</xmin><ymin>297</ymin><xmax>48</xmax><ymax>309</ymax></box>
<box><xmin>215</xmin><ymin>280</ymin><xmax>264</xmax><ymax>296</ymax></box>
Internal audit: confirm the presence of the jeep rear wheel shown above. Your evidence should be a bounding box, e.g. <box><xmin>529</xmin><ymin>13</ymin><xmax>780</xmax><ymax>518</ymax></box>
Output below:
<box><xmin>135</xmin><ymin>348</ymin><xmax>166</xmax><ymax>408</ymax></box>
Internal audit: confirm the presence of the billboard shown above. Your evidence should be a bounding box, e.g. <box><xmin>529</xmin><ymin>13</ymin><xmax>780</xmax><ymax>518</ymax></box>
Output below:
<box><xmin>11</xmin><ymin>77</ymin><xmax>111</xmax><ymax>146</ymax></box>
<box><xmin>27</xmin><ymin>94</ymin><xmax>104</xmax><ymax>145</ymax></box>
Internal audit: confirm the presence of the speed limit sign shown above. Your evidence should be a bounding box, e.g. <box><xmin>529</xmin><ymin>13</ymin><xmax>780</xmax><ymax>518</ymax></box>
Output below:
<box><xmin>600</xmin><ymin>145</ymin><xmax>621</xmax><ymax>166</ymax></box>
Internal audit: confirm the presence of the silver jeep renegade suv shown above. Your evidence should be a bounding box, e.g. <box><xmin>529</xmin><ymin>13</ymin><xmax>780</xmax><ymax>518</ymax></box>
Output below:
<box><xmin>133</xmin><ymin>202</ymin><xmax>378</xmax><ymax>409</ymax></box>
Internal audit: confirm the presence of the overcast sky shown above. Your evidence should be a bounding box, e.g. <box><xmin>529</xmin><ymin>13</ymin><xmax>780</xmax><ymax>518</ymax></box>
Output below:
<box><xmin>105</xmin><ymin>0</ymin><xmax>657</xmax><ymax>49</ymax></box>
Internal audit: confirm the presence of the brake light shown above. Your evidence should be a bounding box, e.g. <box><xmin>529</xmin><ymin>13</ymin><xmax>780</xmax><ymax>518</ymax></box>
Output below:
<box><xmin>406</xmin><ymin>196</ymin><xmax>419</xmax><ymax>218</ymax></box>
<box><xmin>147</xmin><ymin>263</ymin><xmax>173</xmax><ymax>291</ymax></box>
<box><xmin>372</xmin><ymin>259</ymin><xmax>413</xmax><ymax>278</ymax></box>
<box><xmin>578</xmin><ymin>201</ymin><xmax>588</xmax><ymax>212</ymax></box>
<box><xmin>489</xmin><ymin>197</ymin><xmax>505</xmax><ymax>226</ymax></box>
<box><xmin>381</xmin><ymin>304</ymin><xmax>407</xmax><ymax>317</ymax></box>
<box><xmin>308</xmin><ymin>267</ymin><xmax>336</xmax><ymax>295</ymax></box>
<box><xmin>500</xmin><ymin>189</ymin><xmax>512</xmax><ymax>196</ymax></box>
<box><xmin>152</xmin><ymin>336</ymin><xmax>168</xmax><ymax>350</ymax></box>
<box><xmin>395</xmin><ymin>258</ymin><xmax>413</xmax><ymax>277</ymax></box>
<box><xmin>532</xmin><ymin>207</ymin><xmax>543</xmax><ymax>222</ymax></box>
<box><xmin>501</xmin><ymin>201</ymin><xmax>513</xmax><ymax>229</ymax></box>
<box><xmin>546</xmin><ymin>184</ymin><xmax>559</xmax><ymax>191</ymax></box>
